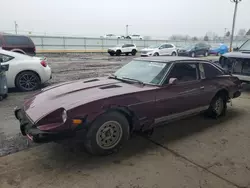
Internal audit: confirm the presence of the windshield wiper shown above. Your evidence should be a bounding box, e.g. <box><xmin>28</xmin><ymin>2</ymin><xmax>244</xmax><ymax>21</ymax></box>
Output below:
<box><xmin>121</xmin><ymin>77</ymin><xmax>144</xmax><ymax>85</ymax></box>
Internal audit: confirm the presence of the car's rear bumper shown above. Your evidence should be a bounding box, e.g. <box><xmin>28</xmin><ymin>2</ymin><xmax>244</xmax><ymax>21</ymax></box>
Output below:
<box><xmin>14</xmin><ymin>108</ymin><xmax>85</xmax><ymax>143</ymax></box>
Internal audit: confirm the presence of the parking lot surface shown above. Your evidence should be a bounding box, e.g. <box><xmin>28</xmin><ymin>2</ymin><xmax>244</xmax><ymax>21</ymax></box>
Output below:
<box><xmin>0</xmin><ymin>54</ymin><xmax>249</xmax><ymax>188</ymax></box>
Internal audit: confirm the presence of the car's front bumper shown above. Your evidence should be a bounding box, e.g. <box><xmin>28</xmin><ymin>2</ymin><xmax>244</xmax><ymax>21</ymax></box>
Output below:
<box><xmin>140</xmin><ymin>52</ymin><xmax>153</xmax><ymax>57</ymax></box>
<box><xmin>14</xmin><ymin>108</ymin><xmax>82</xmax><ymax>143</ymax></box>
<box><xmin>178</xmin><ymin>52</ymin><xmax>190</xmax><ymax>56</ymax></box>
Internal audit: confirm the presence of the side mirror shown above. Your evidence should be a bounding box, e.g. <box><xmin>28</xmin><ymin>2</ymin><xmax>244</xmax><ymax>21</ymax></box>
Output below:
<box><xmin>169</xmin><ymin>78</ymin><xmax>178</xmax><ymax>85</ymax></box>
<box><xmin>233</xmin><ymin>47</ymin><xmax>239</xmax><ymax>51</ymax></box>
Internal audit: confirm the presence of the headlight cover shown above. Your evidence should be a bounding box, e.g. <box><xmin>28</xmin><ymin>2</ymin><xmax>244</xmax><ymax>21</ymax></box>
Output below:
<box><xmin>62</xmin><ymin>109</ymin><xmax>67</xmax><ymax>123</ymax></box>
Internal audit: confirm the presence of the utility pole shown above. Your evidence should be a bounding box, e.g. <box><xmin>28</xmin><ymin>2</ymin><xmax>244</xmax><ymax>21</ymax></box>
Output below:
<box><xmin>14</xmin><ymin>21</ymin><xmax>18</xmax><ymax>34</ymax></box>
<box><xmin>229</xmin><ymin>0</ymin><xmax>242</xmax><ymax>51</ymax></box>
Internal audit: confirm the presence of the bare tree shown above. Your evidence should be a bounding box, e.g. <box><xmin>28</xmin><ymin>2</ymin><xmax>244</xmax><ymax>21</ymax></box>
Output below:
<box><xmin>237</xmin><ymin>29</ymin><xmax>246</xmax><ymax>36</ymax></box>
<box><xmin>204</xmin><ymin>35</ymin><xmax>209</xmax><ymax>41</ymax></box>
<box><xmin>225</xmin><ymin>31</ymin><xmax>231</xmax><ymax>37</ymax></box>
<box><xmin>246</xmin><ymin>29</ymin><xmax>250</xmax><ymax>36</ymax></box>
<box><xmin>192</xmin><ymin>37</ymin><xmax>198</xmax><ymax>41</ymax></box>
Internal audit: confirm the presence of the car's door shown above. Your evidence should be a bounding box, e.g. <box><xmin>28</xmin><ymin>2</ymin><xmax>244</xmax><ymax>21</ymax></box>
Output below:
<box><xmin>158</xmin><ymin>44</ymin><xmax>168</xmax><ymax>55</ymax></box>
<box><xmin>122</xmin><ymin>44</ymin><xmax>130</xmax><ymax>53</ymax></box>
<box><xmin>165</xmin><ymin>44</ymin><xmax>175</xmax><ymax>55</ymax></box>
<box><xmin>153</xmin><ymin>62</ymin><xmax>208</xmax><ymax>126</ymax></box>
<box><xmin>195</xmin><ymin>43</ymin><xmax>203</xmax><ymax>55</ymax></box>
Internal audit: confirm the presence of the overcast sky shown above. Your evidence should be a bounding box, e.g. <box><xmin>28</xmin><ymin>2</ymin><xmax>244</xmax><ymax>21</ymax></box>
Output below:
<box><xmin>1</xmin><ymin>0</ymin><xmax>250</xmax><ymax>37</ymax></box>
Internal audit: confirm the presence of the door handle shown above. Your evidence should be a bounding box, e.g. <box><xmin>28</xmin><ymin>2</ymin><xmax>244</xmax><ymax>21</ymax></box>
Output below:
<box><xmin>200</xmin><ymin>86</ymin><xmax>205</xmax><ymax>90</ymax></box>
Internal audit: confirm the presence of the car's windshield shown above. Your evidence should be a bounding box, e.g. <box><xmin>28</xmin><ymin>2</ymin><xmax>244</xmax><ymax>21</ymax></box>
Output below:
<box><xmin>114</xmin><ymin>60</ymin><xmax>171</xmax><ymax>85</ymax></box>
<box><xmin>239</xmin><ymin>40</ymin><xmax>250</xmax><ymax>51</ymax></box>
<box><xmin>184</xmin><ymin>45</ymin><xmax>195</xmax><ymax>50</ymax></box>
<box><xmin>148</xmin><ymin>44</ymin><xmax>160</xmax><ymax>49</ymax></box>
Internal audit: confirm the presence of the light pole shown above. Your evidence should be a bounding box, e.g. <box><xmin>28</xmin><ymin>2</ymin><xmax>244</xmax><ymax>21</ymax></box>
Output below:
<box><xmin>126</xmin><ymin>25</ymin><xmax>131</xmax><ymax>36</ymax></box>
<box><xmin>229</xmin><ymin>0</ymin><xmax>242</xmax><ymax>51</ymax></box>
<box><xmin>14</xmin><ymin>21</ymin><xmax>18</xmax><ymax>34</ymax></box>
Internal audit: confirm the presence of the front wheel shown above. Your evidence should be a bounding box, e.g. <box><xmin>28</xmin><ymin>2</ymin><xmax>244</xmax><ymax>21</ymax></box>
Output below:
<box><xmin>204</xmin><ymin>51</ymin><xmax>208</xmax><ymax>57</ymax></box>
<box><xmin>131</xmin><ymin>49</ymin><xmax>137</xmax><ymax>56</ymax></box>
<box><xmin>190</xmin><ymin>52</ymin><xmax>195</xmax><ymax>57</ymax></box>
<box><xmin>84</xmin><ymin>111</ymin><xmax>130</xmax><ymax>155</ymax></box>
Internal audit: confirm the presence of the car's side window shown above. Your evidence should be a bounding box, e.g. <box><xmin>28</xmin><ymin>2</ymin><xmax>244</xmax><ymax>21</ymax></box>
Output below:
<box><xmin>159</xmin><ymin>44</ymin><xmax>166</xmax><ymax>49</ymax></box>
<box><xmin>203</xmin><ymin>63</ymin><xmax>223</xmax><ymax>79</ymax></box>
<box><xmin>166</xmin><ymin>44</ymin><xmax>173</xmax><ymax>48</ymax></box>
<box><xmin>165</xmin><ymin>63</ymin><xmax>198</xmax><ymax>84</ymax></box>
<box><xmin>0</xmin><ymin>54</ymin><xmax>14</xmax><ymax>63</ymax></box>
<box><xmin>122</xmin><ymin>44</ymin><xmax>128</xmax><ymax>48</ymax></box>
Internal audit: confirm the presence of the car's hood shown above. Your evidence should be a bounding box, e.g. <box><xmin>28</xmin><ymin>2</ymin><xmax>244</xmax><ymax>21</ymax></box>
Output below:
<box><xmin>108</xmin><ymin>47</ymin><xmax>120</xmax><ymax>51</ymax></box>
<box><xmin>222</xmin><ymin>51</ymin><xmax>250</xmax><ymax>59</ymax></box>
<box><xmin>23</xmin><ymin>77</ymin><xmax>155</xmax><ymax>122</ymax></box>
<box><xmin>141</xmin><ymin>48</ymin><xmax>156</xmax><ymax>52</ymax></box>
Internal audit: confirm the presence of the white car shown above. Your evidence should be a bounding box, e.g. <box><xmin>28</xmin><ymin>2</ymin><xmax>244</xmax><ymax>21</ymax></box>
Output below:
<box><xmin>0</xmin><ymin>50</ymin><xmax>52</xmax><ymax>91</ymax></box>
<box><xmin>141</xmin><ymin>43</ymin><xmax>178</xmax><ymax>57</ymax></box>
<box><xmin>127</xmin><ymin>35</ymin><xmax>144</xmax><ymax>40</ymax></box>
<box><xmin>102</xmin><ymin>34</ymin><xmax>122</xmax><ymax>39</ymax></box>
<box><xmin>108</xmin><ymin>44</ymin><xmax>137</xmax><ymax>56</ymax></box>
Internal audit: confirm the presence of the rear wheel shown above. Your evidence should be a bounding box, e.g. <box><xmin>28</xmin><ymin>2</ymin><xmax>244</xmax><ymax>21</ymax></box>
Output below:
<box><xmin>84</xmin><ymin>111</ymin><xmax>130</xmax><ymax>155</ymax></box>
<box><xmin>15</xmin><ymin>71</ymin><xmax>41</xmax><ymax>92</ymax></box>
<box><xmin>131</xmin><ymin>49</ymin><xmax>137</xmax><ymax>56</ymax></box>
<box><xmin>153</xmin><ymin>52</ymin><xmax>159</xmax><ymax>56</ymax></box>
<box><xmin>206</xmin><ymin>93</ymin><xmax>227</xmax><ymax>118</ymax></box>
<box><xmin>171</xmin><ymin>52</ymin><xmax>177</xmax><ymax>56</ymax></box>
<box><xmin>109</xmin><ymin>53</ymin><xmax>114</xmax><ymax>56</ymax></box>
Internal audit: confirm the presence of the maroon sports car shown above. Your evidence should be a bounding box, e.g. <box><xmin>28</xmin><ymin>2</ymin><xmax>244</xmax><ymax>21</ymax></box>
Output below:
<box><xmin>15</xmin><ymin>56</ymin><xmax>241</xmax><ymax>155</ymax></box>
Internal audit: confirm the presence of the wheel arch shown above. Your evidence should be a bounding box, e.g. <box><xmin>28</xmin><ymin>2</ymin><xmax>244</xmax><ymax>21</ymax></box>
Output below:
<box><xmin>11</xmin><ymin>49</ymin><xmax>26</xmax><ymax>54</ymax></box>
<box><xmin>214</xmin><ymin>88</ymin><xmax>229</xmax><ymax>101</ymax></box>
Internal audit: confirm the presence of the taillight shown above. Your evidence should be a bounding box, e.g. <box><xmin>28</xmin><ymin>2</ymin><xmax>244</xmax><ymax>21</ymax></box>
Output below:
<box><xmin>40</xmin><ymin>60</ymin><xmax>47</xmax><ymax>67</ymax></box>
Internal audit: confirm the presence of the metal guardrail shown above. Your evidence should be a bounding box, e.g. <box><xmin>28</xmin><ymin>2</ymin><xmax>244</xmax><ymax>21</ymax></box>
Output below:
<box><xmin>29</xmin><ymin>35</ymin><xmax>247</xmax><ymax>53</ymax></box>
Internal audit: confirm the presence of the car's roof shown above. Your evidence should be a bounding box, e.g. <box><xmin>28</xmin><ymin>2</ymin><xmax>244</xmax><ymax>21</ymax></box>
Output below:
<box><xmin>134</xmin><ymin>56</ymin><xmax>209</xmax><ymax>63</ymax></box>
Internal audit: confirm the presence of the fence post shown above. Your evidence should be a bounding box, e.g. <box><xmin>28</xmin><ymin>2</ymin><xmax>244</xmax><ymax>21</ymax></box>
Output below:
<box><xmin>41</xmin><ymin>36</ymin><xmax>44</xmax><ymax>50</ymax></box>
<box><xmin>63</xmin><ymin>37</ymin><xmax>65</xmax><ymax>52</ymax></box>
<box><xmin>84</xmin><ymin>38</ymin><xmax>86</xmax><ymax>52</ymax></box>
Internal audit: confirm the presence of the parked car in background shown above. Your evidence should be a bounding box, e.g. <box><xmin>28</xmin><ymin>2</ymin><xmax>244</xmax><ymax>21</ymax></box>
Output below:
<box><xmin>178</xmin><ymin>43</ymin><xmax>210</xmax><ymax>57</ymax></box>
<box><xmin>0</xmin><ymin>50</ymin><xmax>51</xmax><ymax>91</ymax></box>
<box><xmin>108</xmin><ymin>44</ymin><xmax>137</xmax><ymax>56</ymax></box>
<box><xmin>0</xmin><ymin>34</ymin><xmax>36</xmax><ymax>56</ymax></box>
<box><xmin>141</xmin><ymin>43</ymin><xmax>177</xmax><ymax>57</ymax></box>
<box><xmin>15</xmin><ymin>56</ymin><xmax>241</xmax><ymax>155</ymax></box>
<box><xmin>126</xmin><ymin>35</ymin><xmax>144</xmax><ymax>40</ymax></box>
<box><xmin>209</xmin><ymin>44</ymin><xmax>229</xmax><ymax>56</ymax></box>
<box><xmin>102</xmin><ymin>34</ymin><xmax>122</xmax><ymax>39</ymax></box>
<box><xmin>219</xmin><ymin>39</ymin><xmax>250</xmax><ymax>83</ymax></box>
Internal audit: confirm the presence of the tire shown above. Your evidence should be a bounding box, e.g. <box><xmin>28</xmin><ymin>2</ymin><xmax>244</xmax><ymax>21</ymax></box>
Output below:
<box><xmin>109</xmin><ymin>53</ymin><xmax>114</xmax><ymax>56</ymax></box>
<box><xmin>84</xmin><ymin>111</ymin><xmax>130</xmax><ymax>155</ymax></box>
<box><xmin>15</xmin><ymin>71</ymin><xmax>41</xmax><ymax>92</ymax></box>
<box><xmin>206</xmin><ymin>93</ymin><xmax>227</xmax><ymax>118</ymax></box>
<box><xmin>153</xmin><ymin>52</ymin><xmax>159</xmax><ymax>56</ymax></box>
<box><xmin>204</xmin><ymin>51</ymin><xmax>208</xmax><ymax>57</ymax></box>
<box><xmin>116</xmin><ymin>50</ymin><xmax>121</xmax><ymax>56</ymax></box>
<box><xmin>190</xmin><ymin>52</ymin><xmax>195</xmax><ymax>57</ymax></box>
<box><xmin>131</xmin><ymin>49</ymin><xmax>137</xmax><ymax>56</ymax></box>
<box><xmin>171</xmin><ymin>52</ymin><xmax>177</xmax><ymax>56</ymax></box>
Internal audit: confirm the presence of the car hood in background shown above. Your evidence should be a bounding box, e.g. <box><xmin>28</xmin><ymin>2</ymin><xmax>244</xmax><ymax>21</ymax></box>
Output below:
<box><xmin>222</xmin><ymin>51</ymin><xmax>250</xmax><ymax>59</ymax></box>
<box><xmin>141</xmin><ymin>48</ymin><xmax>156</xmax><ymax>52</ymax></box>
<box><xmin>23</xmin><ymin>77</ymin><xmax>156</xmax><ymax>122</ymax></box>
<box><xmin>108</xmin><ymin>47</ymin><xmax>120</xmax><ymax>51</ymax></box>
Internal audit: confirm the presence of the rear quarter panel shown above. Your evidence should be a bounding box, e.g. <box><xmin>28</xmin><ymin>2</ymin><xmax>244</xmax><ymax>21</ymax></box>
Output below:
<box><xmin>3</xmin><ymin>59</ymin><xmax>46</xmax><ymax>88</ymax></box>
